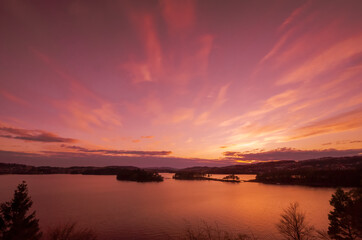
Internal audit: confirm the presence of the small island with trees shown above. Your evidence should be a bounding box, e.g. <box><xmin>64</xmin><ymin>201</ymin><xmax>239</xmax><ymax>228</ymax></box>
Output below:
<box><xmin>173</xmin><ymin>172</ymin><xmax>241</xmax><ymax>183</ymax></box>
<box><xmin>116</xmin><ymin>169</ymin><xmax>164</xmax><ymax>182</ymax></box>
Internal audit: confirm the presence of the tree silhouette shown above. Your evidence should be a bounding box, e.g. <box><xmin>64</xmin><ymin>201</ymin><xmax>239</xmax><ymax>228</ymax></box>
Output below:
<box><xmin>223</xmin><ymin>174</ymin><xmax>240</xmax><ymax>181</ymax></box>
<box><xmin>0</xmin><ymin>181</ymin><xmax>42</xmax><ymax>240</ymax></box>
<box><xmin>46</xmin><ymin>222</ymin><xmax>97</xmax><ymax>240</ymax></box>
<box><xmin>277</xmin><ymin>202</ymin><xmax>315</xmax><ymax>240</ymax></box>
<box><xmin>328</xmin><ymin>188</ymin><xmax>362</xmax><ymax>240</ymax></box>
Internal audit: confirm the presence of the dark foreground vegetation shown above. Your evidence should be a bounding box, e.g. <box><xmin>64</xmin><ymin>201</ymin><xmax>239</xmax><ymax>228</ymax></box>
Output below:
<box><xmin>116</xmin><ymin>169</ymin><xmax>163</xmax><ymax>182</ymax></box>
<box><xmin>0</xmin><ymin>182</ymin><xmax>361</xmax><ymax>240</ymax></box>
<box><xmin>0</xmin><ymin>182</ymin><xmax>96</xmax><ymax>240</ymax></box>
<box><xmin>46</xmin><ymin>223</ymin><xmax>96</xmax><ymax>240</ymax></box>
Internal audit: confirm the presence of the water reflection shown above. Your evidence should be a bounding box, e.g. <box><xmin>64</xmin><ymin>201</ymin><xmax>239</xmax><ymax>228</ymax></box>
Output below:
<box><xmin>0</xmin><ymin>174</ymin><xmax>335</xmax><ymax>239</ymax></box>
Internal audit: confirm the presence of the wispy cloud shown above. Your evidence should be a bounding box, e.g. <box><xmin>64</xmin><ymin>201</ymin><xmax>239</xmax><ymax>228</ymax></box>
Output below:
<box><xmin>30</xmin><ymin>48</ymin><xmax>123</xmax><ymax>132</ymax></box>
<box><xmin>224</xmin><ymin>147</ymin><xmax>362</xmax><ymax>161</ymax></box>
<box><xmin>141</xmin><ymin>136</ymin><xmax>154</xmax><ymax>139</ymax></box>
<box><xmin>160</xmin><ymin>0</ymin><xmax>195</xmax><ymax>34</ymax></box>
<box><xmin>0</xmin><ymin>90</ymin><xmax>29</xmax><ymax>107</ymax></box>
<box><xmin>0</xmin><ymin>150</ymin><xmax>229</xmax><ymax>168</ymax></box>
<box><xmin>322</xmin><ymin>140</ymin><xmax>362</xmax><ymax>146</ymax></box>
<box><xmin>59</xmin><ymin>101</ymin><xmax>122</xmax><ymax>131</ymax></box>
<box><xmin>278</xmin><ymin>1</ymin><xmax>311</xmax><ymax>32</ymax></box>
<box><xmin>219</xmin><ymin>89</ymin><xmax>297</xmax><ymax>127</ymax></box>
<box><xmin>121</xmin><ymin>1</ymin><xmax>213</xmax><ymax>86</ymax></box>
<box><xmin>0</xmin><ymin>126</ymin><xmax>76</xmax><ymax>143</ymax></box>
<box><xmin>194</xmin><ymin>83</ymin><xmax>230</xmax><ymax>126</ymax></box>
<box><xmin>171</xmin><ymin>108</ymin><xmax>194</xmax><ymax>123</ymax></box>
<box><xmin>277</xmin><ymin>33</ymin><xmax>362</xmax><ymax>85</ymax></box>
<box><xmin>289</xmin><ymin>108</ymin><xmax>362</xmax><ymax>140</ymax></box>
<box><xmin>322</xmin><ymin>142</ymin><xmax>332</xmax><ymax>146</ymax></box>
<box><xmin>121</xmin><ymin>12</ymin><xmax>163</xmax><ymax>83</ymax></box>
<box><xmin>61</xmin><ymin>144</ymin><xmax>171</xmax><ymax>156</ymax></box>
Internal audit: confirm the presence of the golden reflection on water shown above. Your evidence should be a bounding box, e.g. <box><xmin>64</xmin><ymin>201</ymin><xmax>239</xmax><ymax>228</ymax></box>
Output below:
<box><xmin>0</xmin><ymin>174</ymin><xmax>335</xmax><ymax>239</ymax></box>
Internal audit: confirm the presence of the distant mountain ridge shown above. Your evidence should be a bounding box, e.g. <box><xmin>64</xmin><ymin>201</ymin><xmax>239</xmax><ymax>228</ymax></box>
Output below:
<box><xmin>180</xmin><ymin>156</ymin><xmax>362</xmax><ymax>174</ymax></box>
<box><xmin>0</xmin><ymin>156</ymin><xmax>361</xmax><ymax>175</ymax></box>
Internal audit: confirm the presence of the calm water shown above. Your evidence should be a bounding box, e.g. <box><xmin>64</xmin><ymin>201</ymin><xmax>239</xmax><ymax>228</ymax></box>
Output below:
<box><xmin>0</xmin><ymin>174</ymin><xmax>336</xmax><ymax>239</ymax></box>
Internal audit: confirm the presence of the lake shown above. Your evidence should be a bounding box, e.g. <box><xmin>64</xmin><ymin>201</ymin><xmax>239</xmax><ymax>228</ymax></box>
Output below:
<box><xmin>0</xmin><ymin>174</ymin><xmax>336</xmax><ymax>239</ymax></box>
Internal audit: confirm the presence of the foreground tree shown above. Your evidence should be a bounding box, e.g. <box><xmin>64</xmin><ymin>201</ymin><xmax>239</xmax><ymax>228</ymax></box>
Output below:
<box><xmin>0</xmin><ymin>181</ymin><xmax>42</xmax><ymax>240</ymax></box>
<box><xmin>46</xmin><ymin>223</ymin><xmax>97</xmax><ymax>240</ymax></box>
<box><xmin>328</xmin><ymin>188</ymin><xmax>362</xmax><ymax>240</ymax></box>
<box><xmin>277</xmin><ymin>202</ymin><xmax>315</xmax><ymax>240</ymax></box>
<box><xmin>183</xmin><ymin>221</ymin><xmax>256</xmax><ymax>240</ymax></box>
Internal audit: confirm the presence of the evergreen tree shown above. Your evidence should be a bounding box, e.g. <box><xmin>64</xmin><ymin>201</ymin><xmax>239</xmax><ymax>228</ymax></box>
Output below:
<box><xmin>328</xmin><ymin>188</ymin><xmax>362</xmax><ymax>240</ymax></box>
<box><xmin>0</xmin><ymin>181</ymin><xmax>42</xmax><ymax>240</ymax></box>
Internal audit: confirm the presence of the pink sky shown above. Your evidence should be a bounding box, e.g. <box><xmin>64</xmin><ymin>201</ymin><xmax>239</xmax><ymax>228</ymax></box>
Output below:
<box><xmin>0</xmin><ymin>0</ymin><xmax>361</xmax><ymax>167</ymax></box>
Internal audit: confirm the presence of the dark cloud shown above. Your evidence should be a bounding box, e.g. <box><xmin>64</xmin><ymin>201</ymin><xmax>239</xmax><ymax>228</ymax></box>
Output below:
<box><xmin>61</xmin><ymin>144</ymin><xmax>172</xmax><ymax>156</ymax></box>
<box><xmin>0</xmin><ymin>150</ymin><xmax>229</xmax><ymax>168</ymax></box>
<box><xmin>223</xmin><ymin>147</ymin><xmax>362</xmax><ymax>161</ymax></box>
<box><xmin>0</xmin><ymin>127</ymin><xmax>76</xmax><ymax>143</ymax></box>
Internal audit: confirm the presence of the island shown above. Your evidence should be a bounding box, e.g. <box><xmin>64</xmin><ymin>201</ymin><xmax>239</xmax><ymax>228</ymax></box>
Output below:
<box><xmin>116</xmin><ymin>169</ymin><xmax>164</xmax><ymax>182</ymax></box>
<box><xmin>173</xmin><ymin>172</ymin><xmax>241</xmax><ymax>183</ymax></box>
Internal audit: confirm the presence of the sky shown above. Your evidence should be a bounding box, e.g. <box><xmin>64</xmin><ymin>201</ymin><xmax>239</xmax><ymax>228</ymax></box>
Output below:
<box><xmin>0</xmin><ymin>0</ymin><xmax>362</xmax><ymax>167</ymax></box>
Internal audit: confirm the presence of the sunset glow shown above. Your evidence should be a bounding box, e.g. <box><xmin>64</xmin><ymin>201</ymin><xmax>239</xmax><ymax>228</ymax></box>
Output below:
<box><xmin>0</xmin><ymin>0</ymin><xmax>361</xmax><ymax>167</ymax></box>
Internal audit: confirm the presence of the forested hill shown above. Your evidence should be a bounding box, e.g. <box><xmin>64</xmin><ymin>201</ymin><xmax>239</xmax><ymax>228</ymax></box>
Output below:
<box><xmin>178</xmin><ymin>156</ymin><xmax>362</xmax><ymax>174</ymax></box>
<box><xmin>0</xmin><ymin>164</ymin><xmax>139</xmax><ymax>175</ymax></box>
<box><xmin>0</xmin><ymin>156</ymin><xmax>361</xmax><ymax>175</ymax></box>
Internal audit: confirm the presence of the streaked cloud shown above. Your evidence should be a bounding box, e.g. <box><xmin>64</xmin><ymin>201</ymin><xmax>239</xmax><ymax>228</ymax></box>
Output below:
<box><xmin>322</xmin><ymin>142</ymin><xmax>332</xmax><ymax>146</ymax></box>
<box><xmin>289</xmin><ymin>108</ymin><xmax>362</xmax><ymax>140</ymax></box>
<box><xmin>278</xmin><ymin>1</ymin><xmax>311</xmax><ymax>32</ymax></box>
<box><xmin>141</xmin><ymin>136</ymin><xmax>154</xmax><ymax>139</ymax></box>
<box><xmin>322</xmin><ymin>140</ymin><xmax>362</xmax><ymax>146</ymax></box>
<box><xmin>0</xmin><ymin>126</ymin><xmax>76</xmax><ymax>143</ymax></box>
<box><xmin>61</xmin><ymin>144</ymin><xmax>172</xmax><ymax>156</ymax></box>
<box><xmin>277</xmin><ymin>34</ymin><xmax>362</xmax><ymax>85</ymax></box>
<box><xmin>0</xmin><ymin>150</ymin><xmax>229</xmax><ymax>168</ymax></box>
<box><xmin>224</xmin><ymin>148</ymin><xmax>362</xmax><ymax>161</ymax></box>
<box><xmin>122</xmin><ymin>13</ymin><xmax>163</xmax><ymax>83</ymax></box>
<box><xmin>172</xmin><ymin>108</ymin><xmax>194</xmax><ymax>123</ymax></box>
<box><xmin>0</xmin><ymin>90</ymin><xmax>29</xmax><ymax>106</ymax></box>
<box><xmin>30</xmin><ymin>48</ymin><xmax>123</xmax><ymax>132</ymax></box>
<box><xmin>160</xmin><ymin>0</ymin><xmax>195</xmax><ymax>34</ymax></box>
<box><xmin>59</xmin><ymin>101</ymin><xmax>122</xmax><ymax>131</ymax></box>
<box><xmin>219</xmin><ymin>89</ymin><xmax>298</xmax><ymax>127</ymax></box>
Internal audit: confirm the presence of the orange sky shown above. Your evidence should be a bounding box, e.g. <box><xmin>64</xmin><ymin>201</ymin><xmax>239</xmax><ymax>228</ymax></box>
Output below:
<box><xmin>0</xmin><ymin>0</ymin><xmax>361</xmax><ymax>167</ymax></box>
